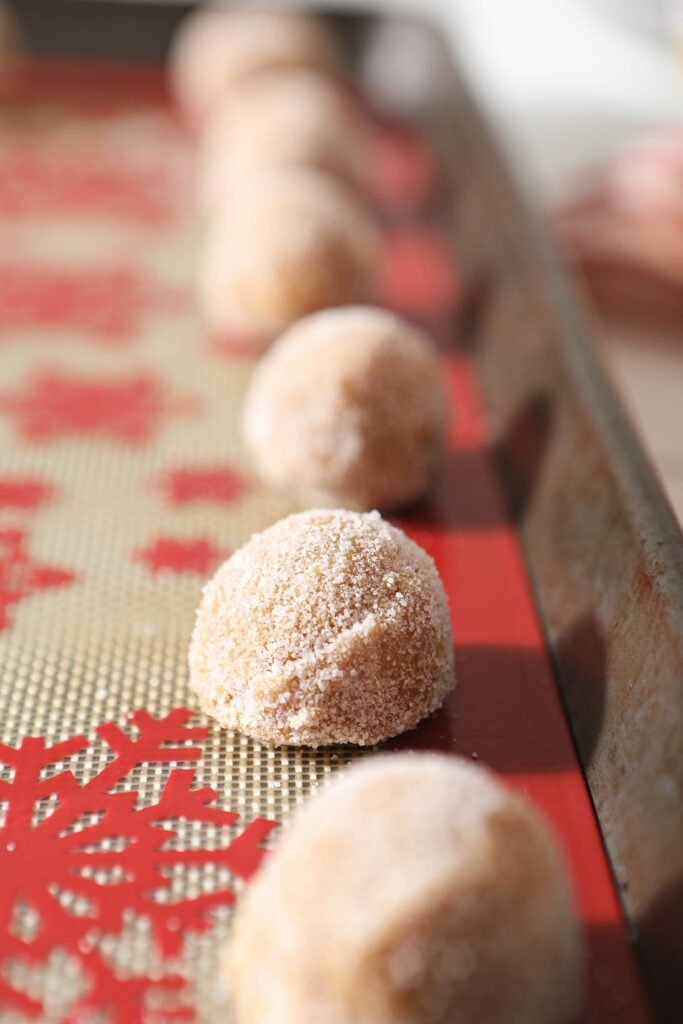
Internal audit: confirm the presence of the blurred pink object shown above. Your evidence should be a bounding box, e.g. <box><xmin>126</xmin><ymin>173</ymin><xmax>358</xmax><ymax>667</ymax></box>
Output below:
<box><xmin>555</xmin><ymin>128</ymin><xmax>683</xmax><ymax>322</ymax></box>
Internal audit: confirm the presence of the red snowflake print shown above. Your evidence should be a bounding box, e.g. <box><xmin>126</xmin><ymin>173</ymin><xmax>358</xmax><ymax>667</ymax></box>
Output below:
<box><xmin>155</xmin><ymin>465</ymin><xmax>249</xmax><ymax>507</ymax></box>
<box><xmin>134</xmin><ymin>536</ymin><xmax>227</xmax><ymax>576</ymax></box>
<box><xmin>0</xmin><ymin>144</ymin><xmax>186</xmax><ymax>225</ymax></box>
<box><xmin>0</xmin><ymin>264</ymin><xmax>186</xmax><ymax>343</ymax></box>
<box><xmin>0</xmin><ymin>369</ymin><xmax>193</xmax><ymax>444</ymax></box>
<box><xmin>365</xmin><ymin>123</ymin><xmax>436</xmax><ymax>210</ymax></box>
<box><xmin>0</xmin><ymin>527</ymin><xmax>75</xmax><ymax>631</ymax></box>
<box><xmin>375</xmin><ymin>226</ymin><xmax>461</xmax><ymax>319</ymax></box>
<box><xmin>0</xmin><ymin>708</ymin><xmax>277</xmax><ymax>1022</ymax></box>
<box><xmin>0</xmin><ymin>476</ymin><xmax>54</xmax><ymax>511</ymax></box>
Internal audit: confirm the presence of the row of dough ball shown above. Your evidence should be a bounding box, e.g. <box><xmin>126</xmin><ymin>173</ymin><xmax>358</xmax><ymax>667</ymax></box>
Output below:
<box><xmin>173</xmin><ymin>17</ymin><xmax>583</xmax><ymax>1022</ymax></box>
<box><xmin>173</xmin><ymin>8</ymin><xmax>449</xmax><ymax>728</ymax></box>
<box><xmin>171</xmin><ymin>8</ymin><xmax>378</xmax><ymax>340</ymax></box>
<box><xmin>178</xmin><ymin>14</ymin><xmax>449</xmax><ymax>738</ymax></box>
<box><xmin>176</xmin><ymin>17</ymin><xmax>450</xmax><ymax>739</ymax></box>
<box><xmin>193</xmin><ymin>516</ymin><xmax>582</xmax><ymax>1024</ymax></box>
<box><xmin>173</xmin><ymin>12</ymin><xmax>445</xmax><ymax>511</ymax></box>
<box><xmin>189</xmin><ymin>513</ymin><xmax>579</xmax><ymax>1022</ymax></box>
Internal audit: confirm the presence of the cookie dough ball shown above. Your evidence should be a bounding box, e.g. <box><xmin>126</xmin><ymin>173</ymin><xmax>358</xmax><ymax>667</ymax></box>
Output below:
<box><xmin>196</xmin><ymin>170</ymin><xmax>376</xmax><ymax>340</ymax></box>
<box><xmin>243</xmin><ymin>307</ymin><xmax>446</xmax><ymax>510</ymax></box>
<box><xmin>189</xmin><ymin>509</ymin><xmax>454</xmax><ymax>746</ymax></box>
<box><xmin>197</xmin><ymin>70</ymin><xmax>365</xmax><ymax>212</ymax></box>
<box><xmin>227</xmin><ymin>754</ymin><xmax>583</xmax><ymax>1024</ymax></box>
<box><xmin>169</xmin><ymin>8</ymin><xmax>338</xmax><ymax>126</ymax></box>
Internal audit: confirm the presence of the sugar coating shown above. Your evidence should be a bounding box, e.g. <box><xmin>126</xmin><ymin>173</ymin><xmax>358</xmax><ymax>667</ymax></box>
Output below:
<box><xmin>226</xmin><ymin>754</ymin><xmax>584</xmax><ymax>1024</ymax></box>
<box><xmin>243</xmin><ymin>306</ymin><xmax>446</xmax><ymax>510</ymax></box>
<box><xmin>197</xmin><ymin>69</ymin><xmax>365</xmax><ymax>212</ymax></box>
<box><xmin>169</xmin><ymin>8</ymin><xmax>338</xmax><ymax>125</ymax></box>
<box><xmin>188</xmin><ymin>509</ymin><xmax>454</xmax><ymax>746</ymax></box>
<box><xmin>196</xmin><ymin>169</ymin><xmax>376</xmax><ymax>339</ymax></box>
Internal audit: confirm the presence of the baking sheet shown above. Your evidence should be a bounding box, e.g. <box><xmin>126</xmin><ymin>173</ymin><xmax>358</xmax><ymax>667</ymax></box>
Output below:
<box><xmin>0</xmin><ymin>58</ymin><xmax>653</xmax><ymax>1023</ymax></box>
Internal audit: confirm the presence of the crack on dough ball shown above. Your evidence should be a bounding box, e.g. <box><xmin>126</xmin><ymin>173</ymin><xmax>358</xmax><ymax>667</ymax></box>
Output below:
<box><xmin>227</xmin><ymin>754</ymin><xmax>584</xmax><ymax>1024</ymax></box>
<box><xmin>196</xmin><ymin>170</ymin><xmax>377</xmax><ymax>340</ymax></box>
<box><xmin>243</xmin><ymin>306</ymin><xmax>446</xmax><ymax>510</ymax></box>
<box><xmin>188</xmin><ymin>509</ymin><xmax>455</xmax><ymax>746</ymax></box>
<box><xmin>197</xmin><ymin>69</ymin><xmax>366</xmax><ymax>212</ymax></box>
<box><xmin>169</xmin><ymin>8</ymin><xmax>339</xmax><ymax>126</ymax></box>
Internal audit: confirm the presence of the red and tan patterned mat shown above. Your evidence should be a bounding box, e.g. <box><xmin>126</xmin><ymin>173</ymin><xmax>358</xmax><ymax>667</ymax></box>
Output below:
<box><xmin>0</xmin><ymin>62</ymin><xmax>652</xmax><ymax>1023</ymax></box>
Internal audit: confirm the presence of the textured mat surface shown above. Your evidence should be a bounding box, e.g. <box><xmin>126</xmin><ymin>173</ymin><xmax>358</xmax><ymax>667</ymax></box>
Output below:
<box><xmin>0</xmin><ymin>63</ymin><xmax>651</xmax><ymax>1023</ymax></box>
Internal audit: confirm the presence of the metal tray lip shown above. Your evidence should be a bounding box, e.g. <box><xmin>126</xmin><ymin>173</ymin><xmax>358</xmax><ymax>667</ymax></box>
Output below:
<box><xmin>512</xmin><ymin>171</ymin><xmax>683</xmax><ymax>593</ymax></box>
<box><xmin>420</xmin><ymin>21</ymin><xmax>683</xmax><ymax>1018</ymax></box>
<box><xmin>503</xmin><ymin>153</ymin><xmax>683</xmax><ymax>571</ymax></box>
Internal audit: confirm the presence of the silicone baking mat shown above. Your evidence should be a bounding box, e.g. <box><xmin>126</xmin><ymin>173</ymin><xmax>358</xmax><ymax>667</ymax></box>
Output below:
<box><xmin>0</xmin><ymin>62</ymin><xmax>653</xmax><ymax>1023</ymax></box>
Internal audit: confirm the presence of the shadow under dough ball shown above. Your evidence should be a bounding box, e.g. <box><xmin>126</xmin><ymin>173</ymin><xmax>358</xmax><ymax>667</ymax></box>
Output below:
<box><xmin>227</xmin><ymin>753</ymin><xmax>584</xmax><ymax>1024</ymax></box>
<box><xmin>188</xmin><ymin>509</ymin><xmax>455</xmax><ymax>746</ymax></box>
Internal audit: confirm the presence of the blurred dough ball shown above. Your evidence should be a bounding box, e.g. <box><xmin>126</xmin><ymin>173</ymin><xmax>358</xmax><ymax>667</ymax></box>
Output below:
<box><xmin>189</xmin><ymin>509</ymin><xmax>454</xmax><ymax>746</ymax></box>
<box><xmin>227</xmin><ymin>754</ymin><xmax>583</xmax><ymax>1024</ymax></box>
<box><xmin>197</xmin><ymin>69</ymin><xmax>365</xmax><ymax>212</ymax></box>
<box><xmin>196</xmin><ymin>169</ymin><xmax>376</xmax><ymax>340</ymax></box>
<box><xmin>243</xmin><ymin>306</ymin><xmax>446</xmax><ymax>510</ymax></box>
<box><xmin>169</xmin><ymin>8</ymin><xmax>338</xmax><ymax>125</ymax></box>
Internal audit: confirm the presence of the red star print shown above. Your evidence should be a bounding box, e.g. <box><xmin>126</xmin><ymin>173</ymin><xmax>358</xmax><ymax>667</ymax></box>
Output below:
<box><xmin>208</xmin><ymin>332</ymin><xmax>261</xmax><ymax>360</ymax></box>
<box><xmin>365</xmin><ymin>123</ymin><xmax>436</xmax><ymax>210</ymax></box>
<box><xmin>375</xmin><ymin>226</ymin><xmax>461</xmax><ymax>319</ymax></box>
<box><xmin>0</xmin><ymin>264</ymin><xmax>186</xmax><ymax>343</ymax></box>
<box><xmin>154</xmin><ymin>464</ymin><xmax>249</xmax><ymax>506</ymax></box>
<box><xmin>134</xmin><ymin>536</ymin><xmax>227</xmax><ymax>576</ymax></box>
<box><xmin>0</xmin><ymin>369</ymin><xmax>192</xmax><ymax>444</ymax></box>
<box><xmin>0</xmin><ymin>476</ymin><xmax>54</xmax><ymax>510</ymax></box>
<box><xmin>0</xmin><ymin>145</ymin><xmax>186</xmax><ymax>226</ymax></box>
<box><xmin>0</xmin><ymin>527</ymin><xmax>75</xmax><ymax>631</ymax></box>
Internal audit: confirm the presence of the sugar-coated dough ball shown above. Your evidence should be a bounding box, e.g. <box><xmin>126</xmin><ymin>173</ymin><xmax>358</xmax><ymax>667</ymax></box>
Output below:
<box><xmin>243</xmin><ymin>307</ymin><xmax>446</xmax><ymax>510</ymax></box>
<box><xmin>169</xmin><ymin>8</ymin><xmax>338</xmax><ymax>125</ymax></box>
<box><xmin>196</xmin><ymin>170</ymin><xmax>376</xmax><ymax>339</ymax></box>
<box><xmin>189</xmin><ymin>509</ymin><xmax>454</xmax><ymax>746</ymax></box>
<box><xmin>227</xmin><ymin>754</ymin><xmax>584</xmax><ymax>1024</ymax></box>
<box><xmin>197</xmin><ymin>70</ymin><xmax>365</xmax><ymax>212</ymax></box>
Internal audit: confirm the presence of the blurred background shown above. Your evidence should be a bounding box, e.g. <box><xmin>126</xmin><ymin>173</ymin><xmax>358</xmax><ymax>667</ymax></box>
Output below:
<box><xmin>433</xmin><ymin>0</ymin><xmax>683</xmax><ymax>523</ymax></box>
<box><xmin>347</xmin><ymin>0</ymin><xmax>683</xmax><ymax>523</ymax></box>
<box><xmin>6</xmin><ymin>0</ymin><xmax>683</xmax><ymax>521</ymax></box>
